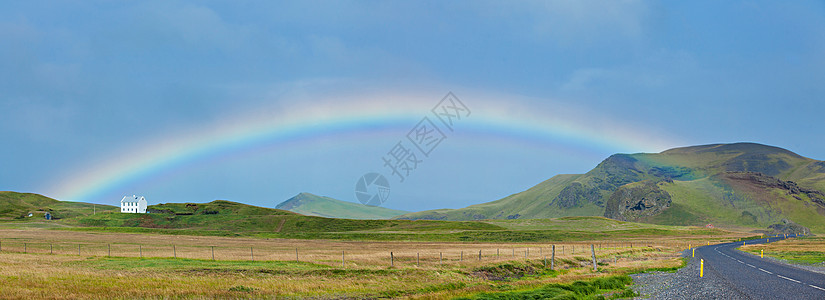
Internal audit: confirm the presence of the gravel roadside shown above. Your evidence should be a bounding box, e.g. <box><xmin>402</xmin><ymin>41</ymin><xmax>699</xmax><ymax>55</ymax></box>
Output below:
<box><xmin>630</xmin><ymin>247</ymin><xmax>825</xmax><ymax>299</ymax></box>
<box><xmin>630</xmin><ymin>250</ymin><xmax>748</xmax><ymax>299</ymax></box>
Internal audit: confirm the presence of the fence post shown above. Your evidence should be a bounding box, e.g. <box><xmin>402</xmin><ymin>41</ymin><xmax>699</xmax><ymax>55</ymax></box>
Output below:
<box><xmin>251</xmin><ymin>247</ymin><xmax>254</xmax><ymax>261</ymax></box>
<box><xmin>417</xmin><ymin>253</ymin><xmax>420</xmax><ymax>266</ymax></box>
<box><xmin>342</xmin><ymin>251</ymin><xmax>345</xmax><ymax>268</ymax></box>
<box><xmin>479</xmin><ymin>250</ymin><xmax>482</xmax><ymax>261</ymax></box>
<box><xmin>108</xmin><ymin>244</ymin><xmax>111</xmax><ymax>257</ymax></box>
<box><xmin>512</xmin><ymin>248</ymin><xmax>515</xmax><ymax>257</ymax></box>
<box><xmin>497</xmin><ymin>248</ymin><xmax>499</xmax><ymax>257</ymax></box>
<box><xmin>50</xmin><ymin>244</ymin><xmax>53</xmax><ymax>255</ymax></box>
<box><xmin>390</xmin><ymin>252</ymin><xmax>394</xmax><ymax>267</ymax></box>
<box><xmin>551</xmin><ymin>245</ymin><xmax>555</xmax><ymax>270</ymax></box>
<box><xmin>24</xmin><ymin>243</ymin><xmax>26</xmax><ymax>253</ymax></box>
<box><xmin>440</xmin><ymin>252</ymin><xmax>442</xmax><ymax>265</ymax></box>
<box><xmin>544</xmin><ymin>255</ymin><xmax>547</xmax><ymax>268</ymax></box>
<box><xmin>78</xmin><ymin>244</ymin><xmax>81</xmax><ymax>256</ymax></box>
<box><xmin>526</xmin><ymin>248</ymin><xmax>529</xmax><ymax>257</ymax></box>
<box><xmin>591</xmin><ymin>244</ymin><xmax>597</xmax><ymax>272</ymax></box>
<box><xmin>173</xmin><ymin>245</ymin><xmax>176</xmax><ymax>258</ymax></box>
<box><xmin>460</xmin><ymin>251</ymin><xmax>463</xmax><ymax>262</ymax></box>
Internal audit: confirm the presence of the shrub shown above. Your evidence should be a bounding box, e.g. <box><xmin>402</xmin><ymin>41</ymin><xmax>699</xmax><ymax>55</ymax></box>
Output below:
<box><xmin>228</xmin><ymin>285</ymin><xmax>255</xmax><ymax>292</ymax></box>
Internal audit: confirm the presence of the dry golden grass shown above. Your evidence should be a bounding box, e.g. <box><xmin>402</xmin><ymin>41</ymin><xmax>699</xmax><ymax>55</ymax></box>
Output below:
<box><xmin>740</xmin><ymin>236</ymin><xmax>825</xmax><ymax>265</ymax></box>
<box><xmin>0</xmin><ymin>227</ymin><xmax>745</xmax><ymax>299</ymax></box>
<box><xmin>0</xmin><ymin>229</ymin><xmax>742</xmax><ymax>266</ymax></box>
<box><xmin>741</xmin><ymin>237</ymin><xmax>822</xmax><ymax>253</ymax></box>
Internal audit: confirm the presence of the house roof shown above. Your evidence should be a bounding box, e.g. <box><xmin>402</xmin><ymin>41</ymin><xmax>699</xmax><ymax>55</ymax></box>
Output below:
<box><xmin>121</xmin><ymin>195</ymin><xmax>146</xmax><ymax>203</ymax></box>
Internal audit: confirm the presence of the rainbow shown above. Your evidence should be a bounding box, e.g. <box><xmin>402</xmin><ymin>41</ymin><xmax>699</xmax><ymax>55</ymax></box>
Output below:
<box><xmin>46</xmin><ymin>91</ymin><xmax>681</xmax><ymax>202</ymax></box>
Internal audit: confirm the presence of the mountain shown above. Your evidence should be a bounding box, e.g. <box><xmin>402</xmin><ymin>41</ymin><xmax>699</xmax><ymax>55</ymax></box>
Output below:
<box><xmin>398</xmin><ymin>143</ymin><xmax>825</xmax><ymax>233</ymax></box>
<box><xmin>275</xmin><ymin>193</ymin><xmax>409</xmax><ymax>219</ymax></box>
<box><xmin>0</xmin><ymin>191</ymin><xmax>117</xmax><ymax>220</ymax></box>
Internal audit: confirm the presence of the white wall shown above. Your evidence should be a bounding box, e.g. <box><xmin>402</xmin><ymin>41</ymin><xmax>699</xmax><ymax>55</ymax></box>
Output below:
<box><xmin>120</xmin><ymin>196</ymin><xmax>147</xmax><ymax>213</ymax></box>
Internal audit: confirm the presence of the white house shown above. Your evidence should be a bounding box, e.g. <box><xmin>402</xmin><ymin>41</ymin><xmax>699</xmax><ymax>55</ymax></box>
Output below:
<box><xmin>121</xmin><ymin>195</ymin><xmax>147</xmax><ymax>213</ymax></box>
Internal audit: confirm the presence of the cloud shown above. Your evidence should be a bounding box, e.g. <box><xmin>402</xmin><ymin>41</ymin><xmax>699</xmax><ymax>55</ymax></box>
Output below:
<box><xmin>474</xmin><ymin>0</ymin><xmax>653</xmax><ymax>46</ymax></box>
<box><xmin>559</xmin><ymin>49</ymin><xmax>696</xmax><ymax>93</ymax></box>
<box><xmin>129</xmin><ymin>2</ymin><xmax>252</xmax><ymax>51</ymax></box>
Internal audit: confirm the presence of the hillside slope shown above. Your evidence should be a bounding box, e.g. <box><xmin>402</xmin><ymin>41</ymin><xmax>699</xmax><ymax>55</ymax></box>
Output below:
<box><xmin>398</xmin><ymin>174</ymin><xmax>584</xmax><ymax>220</ymax></box>
<box><xmin>61</xmin><ymin>199</ymin><xmax>505</xmax><ymax>237</ymax></box>
<box><xmin>0</xmin><ymin>191</ymin><xmax>117</xmax><ymax>220</ymax></box>
<box><xmin>275</xmin><ymin>193</ymin><xmax>408</xmax><ymax>219</ymax></box>
<box><xmin>398</xmin><ymin>143</ymin><xmax>825</xmax><ymax>232</ymax></box>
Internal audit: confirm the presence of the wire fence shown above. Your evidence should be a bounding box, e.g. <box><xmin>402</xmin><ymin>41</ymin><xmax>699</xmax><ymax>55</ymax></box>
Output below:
<box><xmin>0</xmin><ymin>239</ymin><xmax>693</xmax><ymax>268</ymax></box>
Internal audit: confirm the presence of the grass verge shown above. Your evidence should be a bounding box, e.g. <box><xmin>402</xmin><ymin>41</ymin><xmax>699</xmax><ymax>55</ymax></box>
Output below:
<box><xmin>740</xmin><ymin>236</ymin><xmax>825</xmax><ymax>266</ymax></box>
<box><xmin>455</xmin><ymin>275</ymin><xmax>636</xmax><ymax>299</ymax></box>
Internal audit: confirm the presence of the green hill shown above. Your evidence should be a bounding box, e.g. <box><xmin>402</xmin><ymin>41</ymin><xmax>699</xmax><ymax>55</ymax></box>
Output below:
<box><xmin>0</xmin><ymin>191</ymin><xmax>117</xmax><ymax>220</ymax></box>
<box><xmin>61</xmin><ymin>199</ymin><xmax>503</xmax><ymax>236</ymax></box>
<box><xmin>275</xmin><ymin>193</ymin><xmax>408</xmax><ymax>219</ymax></box>
<box><xmin>398</xmin><ymin>143</ymin><xmax>825</xmax><ymax>233</ymax></box>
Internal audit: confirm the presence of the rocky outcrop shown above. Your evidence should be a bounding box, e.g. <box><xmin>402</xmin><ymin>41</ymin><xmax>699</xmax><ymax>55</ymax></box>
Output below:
<box><xmin>604</xmin><ymin>180</ymin><xmax>672</xmax><ymax>221</ymax></box>
<box><xmin>768</xmin><ymin>219</ymin><xmax>811</xmax><ymax>235</ymax></box>
<box><xmin>551</xmin><ymin>154</ymin><xmax>646</xmax><ymax>208</ymax></box>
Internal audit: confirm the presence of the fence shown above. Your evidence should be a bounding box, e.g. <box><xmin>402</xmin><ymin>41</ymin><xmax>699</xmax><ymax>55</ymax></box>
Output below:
<box><xmin>0</xmin><ymin>239</ymin><xmax>695</xmax><ymax>269</ymax></box>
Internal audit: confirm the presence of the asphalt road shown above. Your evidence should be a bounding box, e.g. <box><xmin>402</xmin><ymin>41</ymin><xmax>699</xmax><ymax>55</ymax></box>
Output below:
<box><xmin>695</xmin><ymin>235</ymin><xmax>825</xmax><ymax>299</ymax></box>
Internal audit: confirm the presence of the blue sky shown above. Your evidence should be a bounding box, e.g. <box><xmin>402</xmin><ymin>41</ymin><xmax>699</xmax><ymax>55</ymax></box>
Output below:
<box><xmin>2</xmin><ymin>1</ymin><xmax>825</xmax><ymax>212</ymax></box>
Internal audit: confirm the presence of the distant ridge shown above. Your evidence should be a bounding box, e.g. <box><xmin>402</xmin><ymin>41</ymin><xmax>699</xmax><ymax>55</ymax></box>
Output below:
<box><xmin>276</xmin><ymin>193</ymin><xmax>408</xmax><ymax>219</ymax></box>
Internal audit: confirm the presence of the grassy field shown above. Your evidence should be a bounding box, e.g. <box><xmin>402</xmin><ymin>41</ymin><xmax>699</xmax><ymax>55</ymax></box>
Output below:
<box><xmin>0</xmin><ymin>229</ymin><xmax>688</xmax><ymax>299</ymax></box>
<box><xmin>45</xmin><ymin>203</ymin><xmax>731</xmax><ymax>242</ymax></box>
<box><xmin>0</xmin><ymin>192</ymin><xmax>765</xmax><ymax>298</ymax></box>
<box><xmin>741</xmin><ymin>236</ymin><xmax>825</xmax><ymax>266</ymax></box>
<box><xmin>0</xmin><ymin>219</ymin><xmax>750</xmax><ymax>299</ymax></box>
<box><xmin>54</xmin><ymin>219</ymin><xmax>729</xmax><ymax>243</ymax></box>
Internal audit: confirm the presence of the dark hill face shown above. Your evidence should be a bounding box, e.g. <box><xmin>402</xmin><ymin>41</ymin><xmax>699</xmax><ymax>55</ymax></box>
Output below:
<box><xmin>660</xmin><ymin>143</ymin><xmax>804</xmax><ymax>176</ymax></box>
<box><xmin>398</xmin><ymin>142</ymin><xmax>825</xmax><ymax>232</ymax></box>
<box><xmin>662</xmin><ymin>142</ymin><xmax>802</xmax><ymax>157</ymax></box>
<box><xmin>149</xmin><ymin>200</ymin><xmax>296</xmax><ymax>216</ymax></box>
